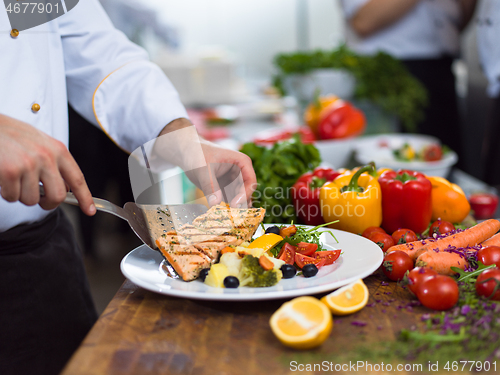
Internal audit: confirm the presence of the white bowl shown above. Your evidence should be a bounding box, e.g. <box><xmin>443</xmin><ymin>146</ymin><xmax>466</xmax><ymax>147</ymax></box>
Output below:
<box><xmin>282</xmin><ymin>69</ymin><xmax>356</xmax><ymax>102</ymax></box>
<box><xmin>314</xmin><ymin>138</ymin><xmax>356</xmax><ymax>169</ymax></box>
<box><xmin>353</xmin><ymin>134</ymin><xmax>458</xmax><ymax>178</ymax></box>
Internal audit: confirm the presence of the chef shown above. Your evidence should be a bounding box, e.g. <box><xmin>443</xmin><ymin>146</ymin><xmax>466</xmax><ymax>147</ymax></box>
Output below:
<box><xmin>0</xmin><ymin>1</ymin><xmax>256</xmax><ymax>374</ymax></box>
<box><xmin>340</xmin><ymin>0</ymin><xmax>477</xmax><ymax>163</ymax></box>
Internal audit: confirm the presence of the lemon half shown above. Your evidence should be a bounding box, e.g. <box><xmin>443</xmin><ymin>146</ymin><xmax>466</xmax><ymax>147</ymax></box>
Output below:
<box><xmin>321</xmin><ymin>279</ymin><xmax>369</xmax><ymax>315</ymax></box>
<box><xmin>270</xmin><ymin>296</ymin><xmax>333</xmax><ymax>350</ymax></box>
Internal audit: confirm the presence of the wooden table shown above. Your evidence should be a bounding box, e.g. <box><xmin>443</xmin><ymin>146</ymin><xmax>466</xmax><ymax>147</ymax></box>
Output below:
<box><xmin>62</xmin><ymin>269</ymin><xmax>440</xmax><ymax>375</ymax></box>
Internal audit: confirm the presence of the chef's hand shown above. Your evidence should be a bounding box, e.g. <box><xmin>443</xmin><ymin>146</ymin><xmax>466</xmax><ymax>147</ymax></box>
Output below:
<box><xmin>157</xmin><ymin>118</ymin><xmax>257</xmax><ymax>207</ymax></box>
<box><xmin>0</xmin><ymin>114</ymin><xmax>96</xmax><ymax>216</ymax></box>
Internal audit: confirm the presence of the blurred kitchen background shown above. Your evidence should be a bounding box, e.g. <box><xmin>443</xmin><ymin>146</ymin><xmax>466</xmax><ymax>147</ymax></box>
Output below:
<box><xmin>65</xmin><ymin>0</ymin><xmax>492</xmax><ymax>313</ymax></box>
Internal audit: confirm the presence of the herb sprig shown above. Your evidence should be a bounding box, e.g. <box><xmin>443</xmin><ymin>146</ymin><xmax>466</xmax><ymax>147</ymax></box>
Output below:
<box><xmin>270</xmin><ymin>221</ymin><xmax>339</xmax><ymax>257</ymax></box>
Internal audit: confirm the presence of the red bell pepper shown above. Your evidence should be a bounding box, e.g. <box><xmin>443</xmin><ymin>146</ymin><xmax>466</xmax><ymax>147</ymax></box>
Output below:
<box><xmin>378</xmin><ymin>170</ymin><xmax>432</xmax><ymax>234</ymax></box>
<box><xmin>318</xmin><ymin>101</ymin><xmax>366</xmax><ymax>140</ymax></box>
<box><xmin>291</xmin><ymin>167</ymin><xmax>340</xmax><ymax>226</ymax></box>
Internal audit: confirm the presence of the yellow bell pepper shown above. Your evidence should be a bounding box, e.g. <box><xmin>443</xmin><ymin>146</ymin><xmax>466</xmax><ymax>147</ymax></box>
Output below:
<box><xmin>304</xmin><ymin>95</ymin><xmax>339</xmax><ymax>135</ymax></box>
<box><xmin>341</xmin><ymin>166</ymin><xmax>393</xmax><ymax>178</ymax></box>
<box><xmin>427</xmin><ymin>176</ymin><xmax>470</xmax><ymax>223</ymax></box>
<box><xmin>320</xmin><ymin>164</ymin><xmax>382</xmax><ymax>234</ymax></box>
<box><xmin>247</xmin><ymin>233</ymin><xmax>283</xmax><ymax>251</ymax></box>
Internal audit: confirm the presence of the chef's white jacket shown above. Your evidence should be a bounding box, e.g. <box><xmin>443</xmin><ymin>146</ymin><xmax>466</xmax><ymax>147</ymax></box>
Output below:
<box><xmin>0</xmin><ymin>0</ymin><xmax>188</xmax><ymax>232</ymax></box>
<box><xmin>341</xmin><ymin>0</ymin><xmax>461</xmax><ymax>59</ymax></box>
<box><xmin>477</xmin><ymin>0</ymin><xmax>500</xmax><ymax>98</ymax></box>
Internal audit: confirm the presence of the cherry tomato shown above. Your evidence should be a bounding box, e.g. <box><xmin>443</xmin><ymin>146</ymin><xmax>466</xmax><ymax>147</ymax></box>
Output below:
<box><xmin>406</xmin><ymin>267</ymin><xmax>438</xmax><ymax>295</ymax></box>
<box><xmin>369</xmin><ymin>232</ymin><xmax>395</xmax><ymax>252</ymax></box>
<box><xmin>313</xmin><ymin>250</ymin><xmax>341</xmax><ymax>265</ymax></box>
<box><xmin>416</xmin><ymin>275</ymin><xmax>459</xmax><ymax>310</ymax></box>
<box><xmin>421</xmin><ymin>144</ymin><xmax>443</xmax><ymax>162</ymax></box>
<box><xmin>391</xmin><ymin>229</ymin><xmax>418</xmax><ymax>244</ymax></box>
<box><xmin>477</xmin><ymin>246</ymin><xmax>500</xmax><ymax>267</ymax></box>
<box><xmin>295</xmin><ymin>242</ymin><xmax>318</xmax><ymax>256</ymax></box>
<box><xmin>295</xmin><ymin>253</ymin><xmax>326</xmax><ymax>269</ymax></box>
<box><xmin>429</xmin><ymin>220</ymin><xmax>455</xmax><ymax>236</ymax></box>
<box><xmin>277</xmin><ymin>243</ymin><xmax>296</xmax><ymax>265</ymax></box>
<box><xmin>476</xmin><ymin>268</ymin><xmax>500</xmax><ymax>300</ymax></box>
<box><xmin>362</xmin><ymin>226</ymin><xmax>386</xmax><ymax>239</ymax></box>
<box><xmin>469</xmin><ymin>193</ymin><xmax>499</xmax><ymax>220</ymax></box>
<box><xmin>382</xmin><ymin>251</ymin><xmax>414</xmax><ymax>281</ymax></box>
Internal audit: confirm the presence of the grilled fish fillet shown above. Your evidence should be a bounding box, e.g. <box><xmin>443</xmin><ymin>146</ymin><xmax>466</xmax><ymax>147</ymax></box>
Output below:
<box><xmin>156</xmin><ymin>204</ymin><xmax>265</xmax><ymax>281</ymax></box>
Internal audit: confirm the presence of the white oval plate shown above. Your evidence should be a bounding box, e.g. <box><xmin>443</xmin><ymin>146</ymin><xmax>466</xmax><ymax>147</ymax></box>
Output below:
<box><xmin>120</xmin><ymin>225</ymin><xmax>383</xmax><ymax>301</ymax></box>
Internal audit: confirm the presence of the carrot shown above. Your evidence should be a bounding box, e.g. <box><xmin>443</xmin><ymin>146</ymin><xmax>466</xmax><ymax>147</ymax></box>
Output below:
<box><xmin>415</xmin><ymin>251</ymin><xmax>468</xmax><ymax>276</ymax></box>
<box><xmin>412</xmin><ymin>219</ymin><xmax>500</xmax><ymax>260</ymax></box>
<box><xmin>221</xmin><ymin>246</ymin><xmax>235</xmax><ymax>255</ymax></box>
<box><xmin>481</xmin><ymin>232</ymin><xmax>500</xmax><ymax>247</ymax></box>
<box><xmin>259</xmin><ymin>255</ymin><xmax>274</xmax><ymax>271</ymax></box>
<box><xmin>386</xmin><ymin>240</ymin><xmax>431</xmax><ymax>261</ymax></box>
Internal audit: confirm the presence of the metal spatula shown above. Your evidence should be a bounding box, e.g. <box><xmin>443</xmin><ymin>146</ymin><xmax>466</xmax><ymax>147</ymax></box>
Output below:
<box><xmin>39</xmin><ymin>186</ymin><xmax>208</xmax><ymax>250</ymax></box>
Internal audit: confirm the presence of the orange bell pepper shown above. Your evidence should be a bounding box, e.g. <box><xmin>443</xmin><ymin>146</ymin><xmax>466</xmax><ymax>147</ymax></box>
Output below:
<box><xmin>427</xmin><ymin>176</ymin><xmax>470</xmax><ymax>223</ymax></box>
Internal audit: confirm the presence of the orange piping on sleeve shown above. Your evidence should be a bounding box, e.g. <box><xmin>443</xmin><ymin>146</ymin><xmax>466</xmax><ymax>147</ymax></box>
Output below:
<box><xmin>92</xmin><ymin>62</ymin><xmax>134</xmax><ymax>154</ymax></box>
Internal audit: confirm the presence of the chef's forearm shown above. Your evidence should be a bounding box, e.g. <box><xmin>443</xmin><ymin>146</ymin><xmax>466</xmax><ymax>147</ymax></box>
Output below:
<box><xmin>158</xmin><ymin>117</ymin><xmax>193</xmax><ymax>136</ymax></box>
<box><xmin>350</xmin><ymin>0</ymin><xmax>422</xmax><ymax>37</ymax></box>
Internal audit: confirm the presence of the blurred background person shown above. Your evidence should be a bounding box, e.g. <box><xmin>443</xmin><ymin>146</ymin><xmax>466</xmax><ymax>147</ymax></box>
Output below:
<box><xmin>477</xmin><ymin>0</ymin><xmax>500</xmax><ymax>187</ymax></box>
<box><xmin>341</xmin><ymin>0</ymin><xmax>477</xmax><ymax>165</ymax></box>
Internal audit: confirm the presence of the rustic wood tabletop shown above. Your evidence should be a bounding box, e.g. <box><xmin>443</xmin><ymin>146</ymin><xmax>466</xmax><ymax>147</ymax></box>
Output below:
<box><xmin>62</xmin><ymin>269</ymin><xmax>451</xmax><ymax>375</ymax></box>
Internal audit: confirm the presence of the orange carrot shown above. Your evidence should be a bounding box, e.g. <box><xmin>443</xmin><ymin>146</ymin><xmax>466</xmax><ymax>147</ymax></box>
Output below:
<box><xmin>415</xmin><ymin>251</ymin><xmax>468</xmax><ymax>276</ymax></box>
<box><xmin>221</xmin><ymin>246</ymin><xmax>235</xmax><ymax>255</ymax></box>
<box><xmin>258</xmin><ymin>255</ymin><xmax>274</xmax><ymax>271</ymax></box>
<box><xmin>481</xmin><ymin>232</ymin><xmax>500</xmax><ymax>247</ymax></box>
<box><xmin>386</xmin><ymin>240</ymin><xmax>430</xmax><ymax>260</ymax></box>
<box><xmin>412</xmin><ymin>219</ymin><xmax>500</xmax><ymax>260</ymax></box>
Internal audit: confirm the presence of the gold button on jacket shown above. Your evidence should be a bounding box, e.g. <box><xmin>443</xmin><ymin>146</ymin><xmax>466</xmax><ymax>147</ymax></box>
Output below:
<box><xmin>10</xmin><ymin>29</ymin><xmax>19</xmax><ymax>38</ymax></box>
<box><xmin>31</xmin><ymin>103</ymin><xmax>40</xmax><ymax>112</ymax></box>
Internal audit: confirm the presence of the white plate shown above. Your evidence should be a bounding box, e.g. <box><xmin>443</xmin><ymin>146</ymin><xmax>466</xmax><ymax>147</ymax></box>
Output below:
<box><xmin>120</xmin><ymin>225</ymin><xmax>383</xmax><ymax>301</ymax></box>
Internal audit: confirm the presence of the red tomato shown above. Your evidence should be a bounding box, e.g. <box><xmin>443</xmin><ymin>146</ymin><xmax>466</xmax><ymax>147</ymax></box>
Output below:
<box><xmin>382</xmin><ymin>251</ymin><xmax>414</xmax><ymax>281</ymax></box>
<box><xmin>369</xmin><ymin>232</ymin><xmax>395</xmax><ymax>252</ymax></box>
<box><xmin>295</xmin><ymin>253</ymin><xmax>326</xmax><ymax>269</ymax></box>
<box><xmin>429</xmin><ymin>220</ymin><xmax>455</xmax><ymax>236</ymax></box>
<box><xmin>477</xmin><ymin>246</ymin><xmax>500</xmax><ymax>267</ymax></box>
<box><xmin>362</xmin><ymin>226</ymin><xmax>386</xmax><ymax>239</ymax></box>
<box><xmin>313</xmin><ymin>250</ymin><xmax>341</xmax><ymax>265</ymax></box>
<box><xmin>421</xmin><ymin>144</ymin><xmax>443</xmax><ymax>162</ymax></box>
<box><xmin>391</xmin><ymin>229</ymin><xmax>418</xmax><ymax>244</ymax></box>
<box><xmin>475</xmin><ymin>268</ymin><xmax>500</xmax><ymax>300</ymax></box>
<box><xmin>469</xmin><ymin>193</ymin><xmax>499</xmax><ymax>220</ymax></box>
<box><xmin>295</xmin><ymin>242</ymin><xmax>318</xmax><ymax>256</ymax></box>
<box><xmin>277</xmin><ymin>243</ymin><xmax>296</xmax><ymax>265</ymax></box>
<box><xmin>416</xmin><ymin>275</ymin><xmax>459</xmax><ymax>310</ymax></box>
<box><xmin>406</xmin><ymin>267</ymin><xmax>438</xmax><ymax>295</ymax></box>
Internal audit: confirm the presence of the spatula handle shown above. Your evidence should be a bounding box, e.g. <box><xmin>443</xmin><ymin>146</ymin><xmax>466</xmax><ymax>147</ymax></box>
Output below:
<box><xmin>38</xmin><ymin>184</ymin><xmax>128</xmax><ymax>219</ymax></box>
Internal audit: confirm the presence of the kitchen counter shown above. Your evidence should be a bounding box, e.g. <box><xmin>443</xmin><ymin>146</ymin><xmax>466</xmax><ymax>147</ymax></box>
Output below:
<box><xmin>62</xmin><ymin>272</ymin><xmax>433</xmax><ymax>375</ymax></box>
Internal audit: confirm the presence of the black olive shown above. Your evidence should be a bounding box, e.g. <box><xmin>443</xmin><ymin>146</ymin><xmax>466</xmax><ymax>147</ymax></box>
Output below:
<box><xmin>265</xmin><ymin>225</ymin><xmax>281</xmax><ymax>235</ymax></box>
<box><xmin>280</xmin><ymin>264</ymin><xmax>297</xmax><ymax>279</ymax></box>
<box><xmin>198</xmin><ymin>268</ymin><xmax>210</xmax><ymax>282</ymax></box>
<box><xmin>223</xmin><ymin>276</ymin><xmax>240</xmax><ymax>288</ymax></box>
<box><xmin>302</xmin><ymin>264</ymin><xmax>318</xmax><ymax>278</ymax></box>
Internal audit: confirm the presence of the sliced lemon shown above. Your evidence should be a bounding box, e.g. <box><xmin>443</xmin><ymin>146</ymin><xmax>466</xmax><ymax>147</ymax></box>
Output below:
<box><xmin>247</xmin><ymin>233</ymin><xmax>283</xmax><ymax>251</ymax></box>
<box><xmin>270</xmin><ymin>296</ymin><xmax>333</xmax><ymax>350</ymax></box>
<box><xmin>321</xmin><ymin>279</ymin><xmax>369</xmax><ymax>315</ymax></box>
